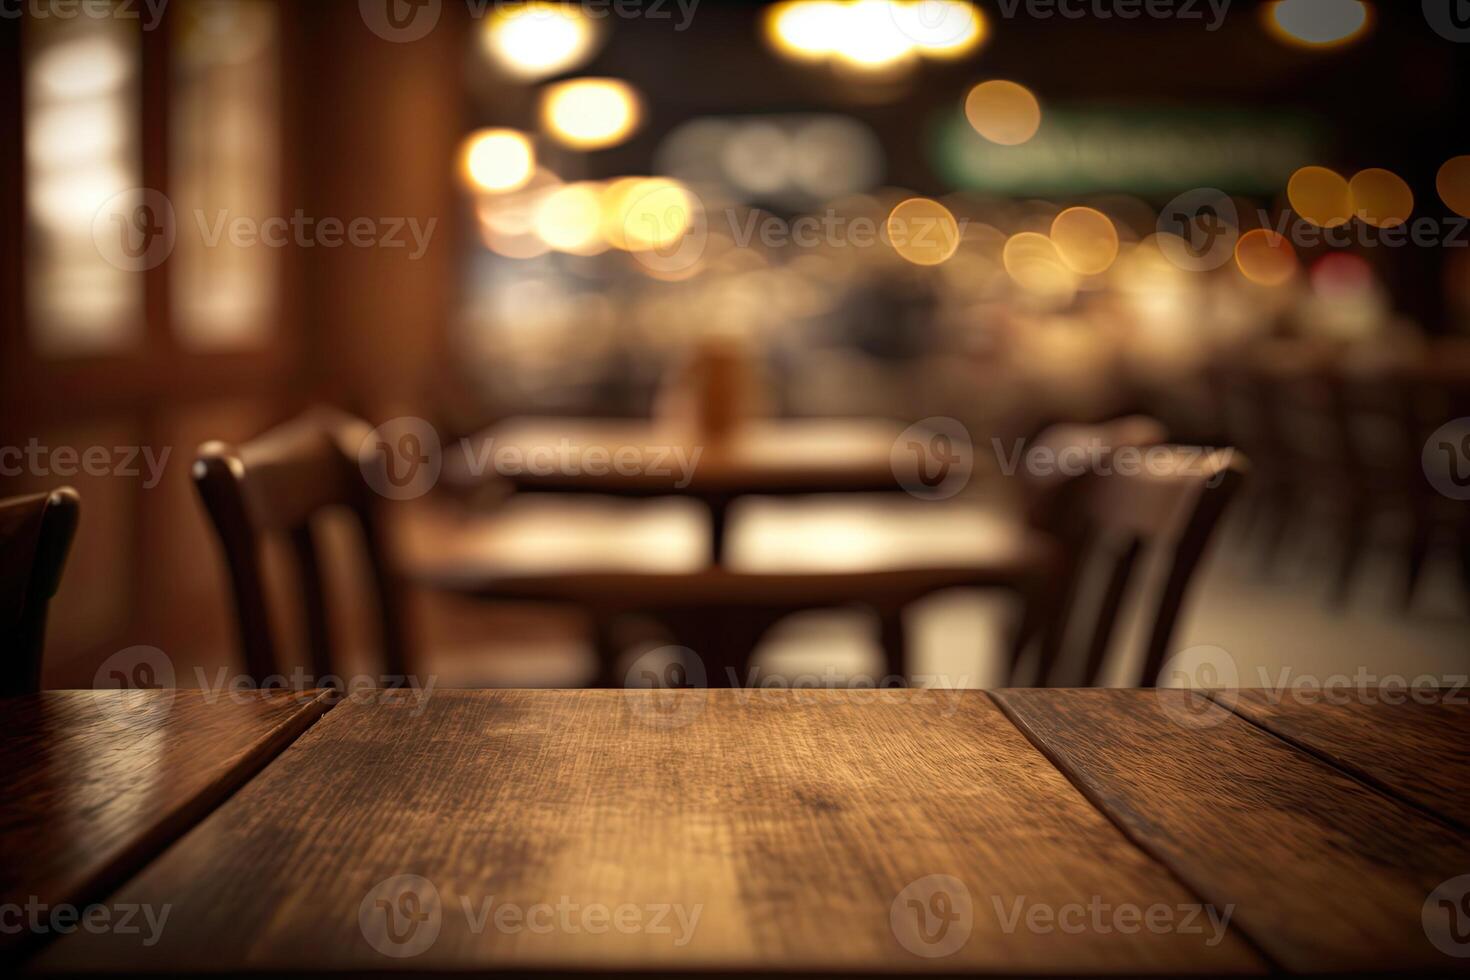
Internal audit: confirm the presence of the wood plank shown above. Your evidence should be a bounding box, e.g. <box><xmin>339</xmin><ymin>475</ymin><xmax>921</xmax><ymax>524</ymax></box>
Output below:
<box><xmin>38</xmin><ymin>690</ymin><xmax>1262</xmax><ymax>976</ymax></box>
<box><xmin>1222</xmin><ymin>687</ymin><xmax>1470</xmax><ymax>831</ymax></box>
<box><xmin>994</xmin><ymin>688</ymin><xmax>1470</xmax><ymax>974</ymax></box>
<box><xmin>1</xmin><ymin>689</ymin><xmax>332</xmax><ymax>961</ymax></box>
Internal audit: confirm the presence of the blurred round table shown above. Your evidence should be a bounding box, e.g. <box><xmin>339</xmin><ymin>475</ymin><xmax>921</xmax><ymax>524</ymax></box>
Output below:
<box><xmin>450</xmin><ymin>417</ymin><xmax>908</xmax><ymax>563</ymax></box>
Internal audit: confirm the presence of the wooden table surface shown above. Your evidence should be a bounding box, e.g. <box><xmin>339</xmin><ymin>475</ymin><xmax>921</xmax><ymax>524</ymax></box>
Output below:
<box><xmin>23</xmin><ymin>688</ymin><xmax>1470</xmax><ymax>977</ymax></box>
<box><xmin>457</xmin><ymin>417</ymin><xmax>906</xmax><ymax>497</ymax></box>
<box><xmin>1</xmin><ymin>690</ymin><xmax>332</xmax><ymax>961</ymax></box>
<box><xmin>452</xmin><ymin>418</ymin><xmax>909</xmax><ymax>564</ymax></box>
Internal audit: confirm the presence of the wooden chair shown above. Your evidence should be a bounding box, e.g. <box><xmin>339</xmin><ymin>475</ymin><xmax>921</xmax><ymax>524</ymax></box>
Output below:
<box><xmin>1022</xmin><ymin>445</ymin><xmax>1247</xmax><ymax>687</ymax></box>
<box><xmin>0</xmin><ymin>487</ymin><xmax>80</xmax><ymax>696</ymax></box>
<box><xmin>193</xmin><ymin>408</ymin><xmax>411</xmax><ymax>683</ymax></box>
<box><xmin>419</xmin><ymin>416</ymin><xmax>1170</xmax><ymax>688</ymax></box>
<box><xmin>1397</xmin><ymin>345</ymin><xmax>1470</xmax><ymax>610</ymax></box>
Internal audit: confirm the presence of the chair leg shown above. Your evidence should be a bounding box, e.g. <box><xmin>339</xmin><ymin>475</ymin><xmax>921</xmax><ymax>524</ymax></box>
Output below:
<box><xmin>1329</xmin><ymin>503</ymin><xmax>1371</xmax><ymax>609</ymax></box>
<box><xmin>592</xmin><ymin>614</ymin><xmax>623</xmax><ymax>688</ymax></box>
<box><xmin>1458</xmin><ymin>521</ymin><xmax>1470</xmax><ymax>612</ymax></box>
<box><xmin>877</xmin><ymin>608</ymin><xmax>906</xmax><ymax>686</ymax></box>
<box><xmin>1256</xmin><ymin>490</ymin><xmax>1294</xmax><ymax>573</ymax></box>
<box><xmin>1404</xmin><ymin>514</ymin><xmax>1434</xmax><ymax>613</ymax></box>
<box><xmin>1006</xmin><ymin>602</ymin><xmax>1037</xmax><ymax>683</ymax></box>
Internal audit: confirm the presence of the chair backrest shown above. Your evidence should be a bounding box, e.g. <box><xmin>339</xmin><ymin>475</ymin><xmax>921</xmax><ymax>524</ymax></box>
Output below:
<box><xmin>1020</xmin><ymin>415</ymin><xmax>1169</xmax><ymax>532</ymax></box>
<box><xmin>0</xmin><ymin>487</ymin><xmax>80</xmax><ymax>696</ymax></box>
<box><xmin>193</xmin><ymin>409</ymin><xmax>410</xmax><ymax>683</ymax></box>
<box><xmin>1031</xmin><ymin>445</ymin><xmax>1246</xmax><ymax>688</ymax></box>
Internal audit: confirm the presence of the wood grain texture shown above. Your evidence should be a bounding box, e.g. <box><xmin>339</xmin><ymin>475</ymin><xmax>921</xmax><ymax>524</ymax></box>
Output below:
<box><xmin>1220</xmin><ymin>687</ymin><xmax>1470</xmax><ymax>832</ymax></box>
<box><xmin>1</xmin><ymin>689</ymin><xmax>332</xmax><ymax>961</ymax></box>
<box><xmin>994</xmin><ymin>688</ymin><xmax>1470</xmax><ymax>974</ymax></box>
<box><xmin>37</xmin><ymin>690</ymin><xmax>1261</xmax><ymax>976</ymax></box>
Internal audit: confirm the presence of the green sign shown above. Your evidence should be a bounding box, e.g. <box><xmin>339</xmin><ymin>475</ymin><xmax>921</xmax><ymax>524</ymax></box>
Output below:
<box><xmin>935</xmin><ymin>106</ymin><xmax>1324</xmax><ymax>196</ymax></box>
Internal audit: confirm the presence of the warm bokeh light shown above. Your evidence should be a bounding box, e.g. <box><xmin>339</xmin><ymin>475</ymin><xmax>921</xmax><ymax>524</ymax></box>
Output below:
<box><xmin>886</xmin><ymin>197</ymin><xmax>960</xmax><ymax>266</ymax></box>
<box><xmin>533</xmin><ymin>182</ymin><xmax>607</xmax><ymax>255</ymax></box>
<box><xmin>481</xmin><ymin>2</ymin><xmax>601</xmax><ymax>81</ymax></box>
<box><xmin>764</xmin><ymin>1</ymin><xmax>842</xmax><ymax>62</ymax></box>
<box><xmin>476</xmin><ymin>169</ymin><xmax>561</xmax><ymax>259</ymax></box>
<box><xmin>892</xmin><ymin>0</ymin><xmax>986</xmax><ymax>59</ymax></box>
<box><xmin>1234</xmin><ymin>228</ymin><xmax>1298</xmax><ymax>286</ymax></box>
<box><xmin>1050</xmin><ymin>207</ymin><xmax>1119</xmax><ymax>275</ymax></box>
<box><xmin>1310</xmin><ymin>252</ymin><xmax>1373</xmax><ymax>300</ymax></box>
<box><xmin>763</xmin><ymin>1</ymin><xmax>985</xmax><ymax>70</ymax></box>
<box><xmin>603</xmin><ymin>177</ymin><xmax>696</xmax><ymax>252</ymax></box>
<box><xmin>1287</xmin><ymin>166</ymin><xmax>1352</xmax><ymax>228</ymax></box>
<box><xmin>1003</xmin><ymin>231</ymin><xmax>1078</xmax><ymax>297</ymax></box>
<box><xmin>459</xmin><ymin>128</ymin><xmax>534</xmax><ymax>193</ymax></box>
<box><xmin>1349</xmin><ymin>168</ymin><xmax>1413</xmax><ymax>228</ymax></box>
<box><xmin>963</xmin><ymin>80</ymin><xmax>1041</xmax><ymax>146</ymax></box>
<box><xmin>31</xmin><ymin>33</ymin><xmax>132</xmax><ymax>99</ymax></box>
<box><xmin>831</xmin><ymin>0</ymin><xmax>914</xmax><ymax>69</ymax></box>
<box><xmin>541</xmin><ymin>78</ymin><xmax>642</xmax><ymax>150</ymax></box>
<box><xmin>1266</xmin><ymin>0</ymin><xmax>1371</xmax><ymax>49</ymax></box>
<box><xmin>1437</xmin><ymin>156</ymin><xmax>1470</xmax><ymax>219</ymax></box>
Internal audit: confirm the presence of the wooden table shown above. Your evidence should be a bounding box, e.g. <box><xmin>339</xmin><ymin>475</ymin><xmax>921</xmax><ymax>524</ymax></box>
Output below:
<box><xmin>1</xmin><ymin>690</ymin><xmax>332</xmax><ymax>962</ymax></box>
<box><xmin>452</xmin><ymin>417</ymin><xmax>907</xmax><ymax>563</ymax></box>
<box><xmin>22</xmin><ymin>688</ymin><xmax>1470</xmax><ymax>976</ymax></box>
